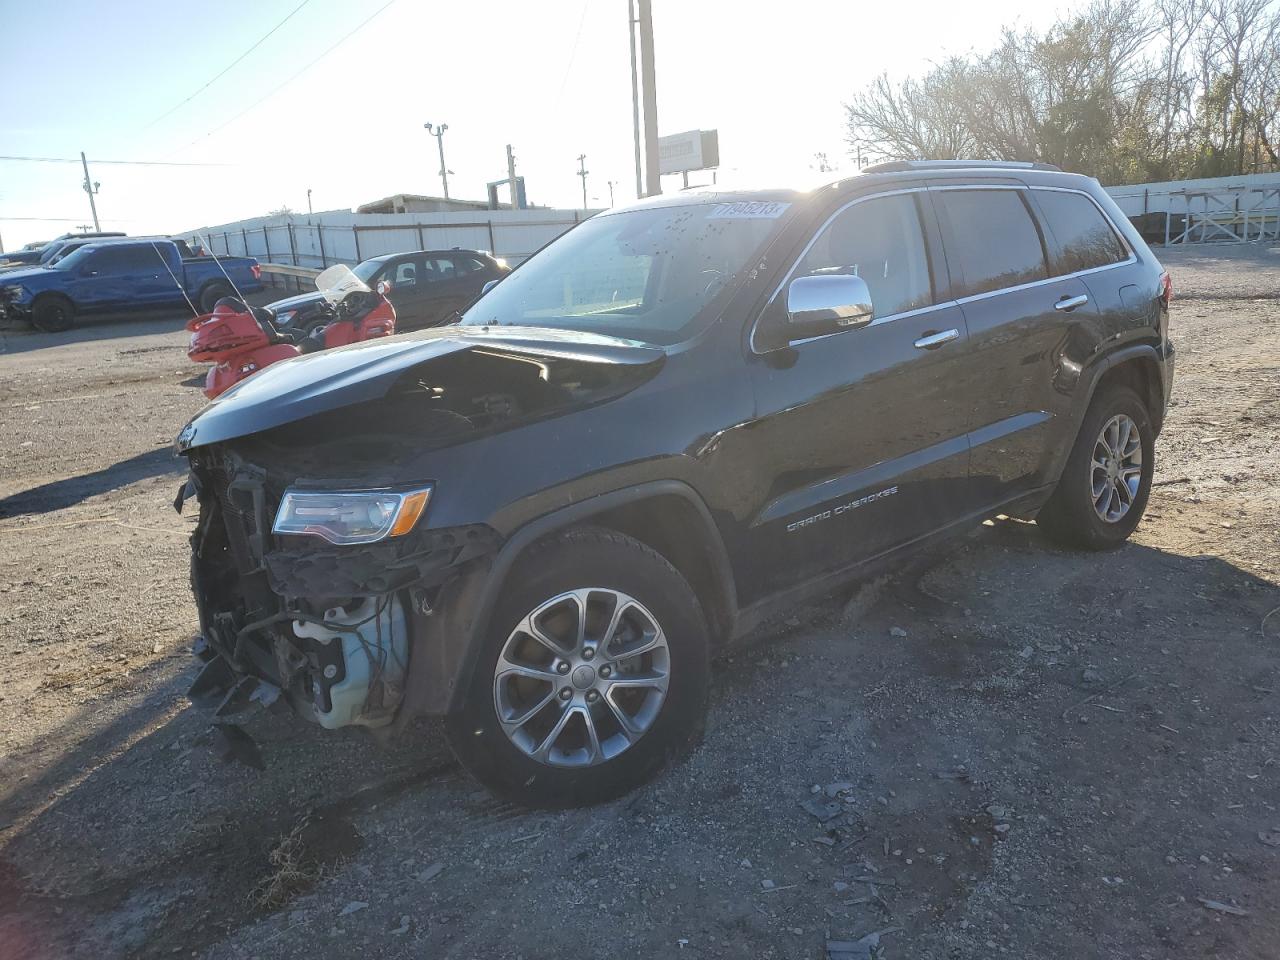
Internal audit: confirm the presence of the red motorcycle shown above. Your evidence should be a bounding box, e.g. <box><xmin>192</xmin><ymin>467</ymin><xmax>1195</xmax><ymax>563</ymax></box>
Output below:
<box><xmin>187</xmin><ymin>265</ymin><xmax>396</xmax><ymax>399</ymax></box>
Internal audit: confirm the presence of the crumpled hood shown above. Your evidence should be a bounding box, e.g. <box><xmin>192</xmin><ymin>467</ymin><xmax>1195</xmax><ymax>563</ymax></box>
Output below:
<box><xmin>178</xmin><ymin>325</ymin><xmax>666</xmax><ymax>451</ymax></box>
<box><xmin>0</xmin><ymin>264</ymin><xmax>57</xmax><ymax>285</ymax></box>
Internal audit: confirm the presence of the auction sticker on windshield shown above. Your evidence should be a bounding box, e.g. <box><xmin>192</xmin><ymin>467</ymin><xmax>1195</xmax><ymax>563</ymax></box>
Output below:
<box><xmin>707</xmin><ymin>201</ymin><xmax>791</xmax><ymax>219</ymax></box>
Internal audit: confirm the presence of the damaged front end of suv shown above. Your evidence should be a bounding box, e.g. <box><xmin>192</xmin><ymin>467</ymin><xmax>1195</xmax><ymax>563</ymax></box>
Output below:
<box><xmin>175</xmin><ymin>327</ymin><xmax>664</xmax><ymax>765</ymax></box>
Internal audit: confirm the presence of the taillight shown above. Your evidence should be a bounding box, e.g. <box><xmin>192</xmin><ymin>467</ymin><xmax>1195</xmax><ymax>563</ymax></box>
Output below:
<box><xmin>251</xmin><ymin>264</ymin><xmax>262</xmax><ymax>281</ymax></box>
<box><xmin>1159</xmin><ymin>270</ymin><xmax>1172</xmax><ymax>307</ymax></box>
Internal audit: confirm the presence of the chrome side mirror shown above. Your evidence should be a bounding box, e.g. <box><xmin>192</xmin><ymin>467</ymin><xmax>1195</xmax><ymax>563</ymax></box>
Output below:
<box><xmin>785</xmin><ymin>274</ymin><xmax>873</xmax><ymax>341</ymax></box>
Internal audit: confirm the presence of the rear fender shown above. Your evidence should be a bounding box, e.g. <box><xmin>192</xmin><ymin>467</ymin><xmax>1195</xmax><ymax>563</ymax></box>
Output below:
<box><xmin>1043</xmin><ymin>342</ymin><xmax>1170</xmax><ymax>484</ymax></box>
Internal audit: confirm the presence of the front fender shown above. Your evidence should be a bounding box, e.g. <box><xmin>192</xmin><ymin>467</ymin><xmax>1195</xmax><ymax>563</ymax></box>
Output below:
<box><xmin>396</xmin><ymin>479</ymin><xmax>733</xmax><ymax>719</ymax></box>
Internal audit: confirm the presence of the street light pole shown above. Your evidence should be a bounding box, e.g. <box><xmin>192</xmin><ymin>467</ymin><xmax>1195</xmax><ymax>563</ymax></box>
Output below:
<box><xmin>424</xmin><ymin>122</ymin><xmax>451</xmax><ymax>199</ymax></box>
<box><xmin>627</xmin><ymin>0</ymin><xmax>643</xmax><ymax>200</ymax></box>
<box><xmin>80</xmin><ymin>151</ymin><xmax>101</xmax><ymax>232</ymax></box>
<box><xmin>607</xmin><ymin>180</ymin><xmax>617</xmax><ymax>207</ymax></box>
<box><xmin>306</xmin><ymin>188</ymin><xmax>313</xmax><ymax>215</ymax></box>
<box><xmin>577</xmin><ymin>154</ymin><xmax>589</xmax><ymax>210</ymax></box>
<box><xmin>637</xmin><ymin>0</ymin><xmax>661</xmax><ymax>197</ymax></box>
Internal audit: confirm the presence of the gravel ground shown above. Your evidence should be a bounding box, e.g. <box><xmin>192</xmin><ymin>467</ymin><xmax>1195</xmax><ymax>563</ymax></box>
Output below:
<box><xmin>0</xmin><ymin>248</ymin><xmax>1277</xmax><ymax>960</ymax></box>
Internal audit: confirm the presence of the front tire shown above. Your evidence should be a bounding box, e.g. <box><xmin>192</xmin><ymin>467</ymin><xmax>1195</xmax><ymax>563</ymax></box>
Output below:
<box><xmin>446</xmin><ymin>527</ymin><xmax>710</xmax><ymax>808</ymax></box>
<box><xmin>30</xmin><ymin>295</ymin><xmax>75</xmax><ymax>333</ymax></box>
<box><xmin>1037</xmin><ymin>385</ymin><xmax>1155</xmax><ymax>550</ymax></box>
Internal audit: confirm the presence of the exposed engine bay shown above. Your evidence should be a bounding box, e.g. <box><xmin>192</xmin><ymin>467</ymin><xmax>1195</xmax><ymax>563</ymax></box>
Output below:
<box><xmin>177</xmin><ymin>334</ymin><xmax>662</xmax><ymax>763</ymax></box>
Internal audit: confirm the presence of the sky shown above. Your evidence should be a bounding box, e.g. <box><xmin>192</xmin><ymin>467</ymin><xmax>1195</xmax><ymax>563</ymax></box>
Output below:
<box><xmin>0</xmin><ymin>0</ymin><xmax>1065</xmax><ymax>250</ymax></box>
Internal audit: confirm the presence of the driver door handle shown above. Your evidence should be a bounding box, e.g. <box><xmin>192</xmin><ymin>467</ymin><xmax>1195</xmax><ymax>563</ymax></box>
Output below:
<box><xmin>914</xmin><ymin>328</ymin><xmax>960</xmax><ymax>350</ymax></box>
<box><xmin>1055</xmin><ymin>293</ymin><xmax>1089</xmax><ymax>311</ymax></box>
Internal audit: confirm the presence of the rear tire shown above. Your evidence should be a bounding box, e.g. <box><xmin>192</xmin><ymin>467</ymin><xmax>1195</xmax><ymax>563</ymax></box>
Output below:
<box><xmin>445</xmin><ymin>527</ymin><xmax>710</xmax><ymax>808</ymax></box>
<box><xmin>1037</xmin><ymin>385</ymin><xmax>1154</xmax><ymax>550</ymax></box>
<box><xmin>30</xmin><ymin>295</ymin><xmax>75</xmax><ymax>333</ymax></box>
<box><xmin>198</xmin><ymin>282</ymin><xmax>232</xmax><ymax>313</ymax></box>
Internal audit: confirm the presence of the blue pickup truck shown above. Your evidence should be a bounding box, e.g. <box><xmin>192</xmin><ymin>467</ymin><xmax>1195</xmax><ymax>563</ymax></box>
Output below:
<box><xmin>0</xmin><ymin>239</ymin><xmax>262</xmax><ymax>331</ymax></box>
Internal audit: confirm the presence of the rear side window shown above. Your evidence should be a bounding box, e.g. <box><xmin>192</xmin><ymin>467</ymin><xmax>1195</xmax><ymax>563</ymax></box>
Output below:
<box><xmin>934</xmin><ymin>190</ymin><xmax>1048</xmax><ymax>297</ymax></box>
<box><xmin>796</xmin><ymin>193</ymin><xmax>934</xmax><ymax>317</ymax></box>
<box><xmin>1034</xmin><ymin>190</ymin><xmax>1128</xmax><ymax>275</ymax></box>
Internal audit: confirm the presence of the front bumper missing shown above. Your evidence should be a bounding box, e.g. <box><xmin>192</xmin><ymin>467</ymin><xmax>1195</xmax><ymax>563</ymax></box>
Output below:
<box><xmin>178</xmin><ymin>455</ymin><xmax>500</xmax><ymax>767</ymax></box>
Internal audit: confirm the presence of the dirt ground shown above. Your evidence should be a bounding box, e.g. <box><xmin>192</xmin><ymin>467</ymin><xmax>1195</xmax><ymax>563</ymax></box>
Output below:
<box><xmin>0</xmin><ymin>248</ymin><xmax>1277</xmax><ymax>960</ymax></box>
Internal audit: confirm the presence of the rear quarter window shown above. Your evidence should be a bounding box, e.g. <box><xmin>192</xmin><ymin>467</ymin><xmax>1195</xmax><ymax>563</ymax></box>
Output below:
<box><xmin>1033</xmin><ymin>190</ymin><xmax>1129</xmax><ymax>275</ymax></box>
<box><xmin>933</xmin><ymin>189</ymin><xmax>1048</xmax><ymax>298</ymax></box>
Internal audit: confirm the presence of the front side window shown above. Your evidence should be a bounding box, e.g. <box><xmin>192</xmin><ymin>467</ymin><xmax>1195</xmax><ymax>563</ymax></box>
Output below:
<box><xmin>1034</xmin><ymin>190</ymin><xmax>1128</xmax><ymax>275</ymax></box>
<box><xmin>462</xmin><ymin>200</ymin><xmax>791</xmax><ymax>345</ymax></box>
<box><xmin>934</xmin><ymin>189</ymin><xmax>1048</xmax><ymax>298</ymax></box>
<box><xmin>795</xmin><ymin>193</ymin><xmax>934</xmax><ymax>318</ymax></box>
<box><xmin>391</xmin><ymin>259</ymin><xmax>420</xmax><ymax>287</ymax></box>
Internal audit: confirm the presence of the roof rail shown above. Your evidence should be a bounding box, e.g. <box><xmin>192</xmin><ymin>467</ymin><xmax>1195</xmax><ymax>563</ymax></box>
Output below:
<box><xmin>862</xmin><ymin>159</ymin><xmax>1062</xmax><ymax>174</ymax></box>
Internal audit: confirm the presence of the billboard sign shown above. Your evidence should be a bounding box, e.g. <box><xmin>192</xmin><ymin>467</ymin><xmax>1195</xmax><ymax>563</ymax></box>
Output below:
<box><xmin>659</xmin><ymin>129</ymin><xmax>720</xmax><ymax>175</ymax></box>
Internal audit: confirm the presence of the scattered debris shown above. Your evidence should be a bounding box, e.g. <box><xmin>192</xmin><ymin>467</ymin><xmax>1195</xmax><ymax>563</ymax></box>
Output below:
<box><xmin>889</xmin><ymin>626</ymin><xmax>908</xmax><ymax>638</ymax></box>
<box><xmin>1258</xmin><ymin>829</ymin><xmax>1280</xmax><ymax>848</ymax></box>
<box><xmin>390</xmin><ymin>915</ymin><xmax>410</xmax><ymax>935</ymax></box>
<box><xmin>1198</xmin><ymin>898</ymin><xmax>1248</xmax><ymax>917</ymax></box>
<box><xmin>827</xmin><ymin>926</ymin><xmax>903</xmax><ymax>960</ymax></box>
<box><xmin>415</xmin><ymin>862</ymin><xmax>445</xmax><ymax>883</ymax></box>
<box><xmin>1061</xmin><ymin>672</ymin><xmax>1139</xmax><ymax>721</ymax></box>
<box><xmin>933</xmin><ymin>769</ymin><xmax>970</xmax><ymax>781</ymax></box>
<box><xmin>802</xmin><ymin>797</ymin><xmax>845</xmax><ymax>823</ymax></box>
<box><xmin>825</xmin><ymin>782</ymin><xmax>855</xmax><ymax>797</ymax></box>
<box><xmin>339</xmin><ymin>901</ymin><xmax>368</xmax><ymax>917</ymax></box>
<box><xmin>760</xmin><ymin>879</ymin><xmax>776</xmax><ymax>891</ymax></box>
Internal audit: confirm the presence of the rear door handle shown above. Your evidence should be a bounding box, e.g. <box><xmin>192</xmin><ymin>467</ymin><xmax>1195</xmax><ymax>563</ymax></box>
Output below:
<box><xmin>914</xmin><ymin>328</ymin><xmax>960</xmax><ymax>350</ymax></box>
<box><xmin>1055</xmin><ymin>294</ymin><xmax>1089</xmax><ymax>311</ymax></box>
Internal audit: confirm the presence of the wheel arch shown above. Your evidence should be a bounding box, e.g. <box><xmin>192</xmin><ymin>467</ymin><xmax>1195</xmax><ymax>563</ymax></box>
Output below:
<box><xmin>420</xmin><ymin>481</ymin><xmax>737</xmax><ymax>717</ymax></box>
<box><xmin>197</xmin><ymin>278</ymin><xmax>233</xmax><ymax>311</ymax></box>
<box><xmin>1091</xmin><ymin>349</ymin><xmax>1166</xmax><ymax>435</ymax></box>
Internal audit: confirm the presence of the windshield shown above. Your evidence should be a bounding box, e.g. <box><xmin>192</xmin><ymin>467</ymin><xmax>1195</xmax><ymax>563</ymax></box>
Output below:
<box><xmin>315</xmin><ymin>263</ymin><xmax>372</xmax><ymax>305</ymax></box>
<box><xmin>353</xmin><ymin>259</ymin><xmax>384</xmax><ymax>284</ymax></box>
<box><xmin>460</xmin><ymin>200</ymin><xmax>792</xmax><ymax>345</ymax></box>
<box><xmin>51</xmin><ymin>246</ymin><xmax>94</xmax><ymax>271</ymax></box>
<box><xmin>38</xmin><ymin>242</ymin><xmax>70</xmax><ymax>264</ymax></box>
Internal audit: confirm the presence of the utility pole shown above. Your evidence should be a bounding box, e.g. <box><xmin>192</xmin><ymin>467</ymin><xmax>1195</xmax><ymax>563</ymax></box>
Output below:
<box><xmin>424</xmin><ymin>122</ymin><xmax>451</xmax><ymax>199</ymax></box>
<box><xmin>577</xmin><ymin>154</ymin><xmax>589</xmax><ymax>209</ymax></box>
<box><xmin>627</xmin><ymin>0</ymin><xmax>643</xmax><ymax>199</ymax></box>
<box><xmin>607</xmin><ymin>180</ymin><xmax>617</xmax><ymax>207</ymax></box>
<box><xmin>506</xmin><ymin>144</ymin><xmax>519</xmax><ymax>210</ymax></box>
<box><xmin>80</xmin><ymin>151</ymin><xmax>101</xmax><ymax>232</ymax></box>
<box><xmin>306</xmin><ymin>188</ymin><xmax>313</xmax><ymax>215</ymax></box>
<box><xmin>637</xmin><ymin>0</ymin><xmax>661</xmax><ymax>197</ymax></box>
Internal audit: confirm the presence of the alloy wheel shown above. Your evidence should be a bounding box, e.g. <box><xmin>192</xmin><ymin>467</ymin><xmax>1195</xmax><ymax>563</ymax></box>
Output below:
<box><xmin>492</xmin><ymin>588</ymin><xmax>671</xmax><ymax>768</ymax></box>
<box><xmin>1090</xmin><ymin>413</ymin><xmax>1143</xmax><ymax>523</ymax></box>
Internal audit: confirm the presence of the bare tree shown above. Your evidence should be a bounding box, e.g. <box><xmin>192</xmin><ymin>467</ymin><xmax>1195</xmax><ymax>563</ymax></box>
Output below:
<box><xmin>843</xmin><ymin>0</ymin><xmax>1280</xmax><ymax>182</ymax></box>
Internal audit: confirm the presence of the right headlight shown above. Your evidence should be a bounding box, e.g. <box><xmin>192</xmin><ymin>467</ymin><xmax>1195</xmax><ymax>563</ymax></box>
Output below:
<box><xmin>272</xmin><ymin>486</ymin><xmax>432</xmax><ymax>545</ymax></box>
<box><xmin>1</xmin><ymin>284</ymin><xmax>27</xmax><ymax>302</ymax></box>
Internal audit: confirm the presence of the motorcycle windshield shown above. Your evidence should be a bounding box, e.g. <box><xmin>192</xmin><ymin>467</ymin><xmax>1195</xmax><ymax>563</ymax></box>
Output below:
<box><xmin>315</xmin><ymin>264</ymin><xmax>371</xmax><ymax>305</ymax></box>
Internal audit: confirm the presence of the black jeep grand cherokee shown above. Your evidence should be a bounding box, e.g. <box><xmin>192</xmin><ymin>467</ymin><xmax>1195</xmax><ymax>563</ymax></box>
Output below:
<box><xmin>176</xmin><ymin>161</ymin><xmax>1174</xmax><ymax>806</ymax></box>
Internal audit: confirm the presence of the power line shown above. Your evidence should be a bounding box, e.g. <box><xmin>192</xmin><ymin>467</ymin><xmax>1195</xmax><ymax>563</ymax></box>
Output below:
<box><xmin>0</xmin><ymin>155</ymin><xmax>231</xmax><ymax>167</ymax></box>
<box><xmin>187</xmin><ymin>0</ymin><xmax>399</xmax><ymax>148</ymax></box>
<box><xmin>0</xmin><ymin>216</ymin><xmax>137</xmax><ymax>222</ymax></box>
<box><xmin>141</xmin><ymin>0</ymin><xmax>315</xmax><ymax>130</ymax></box>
